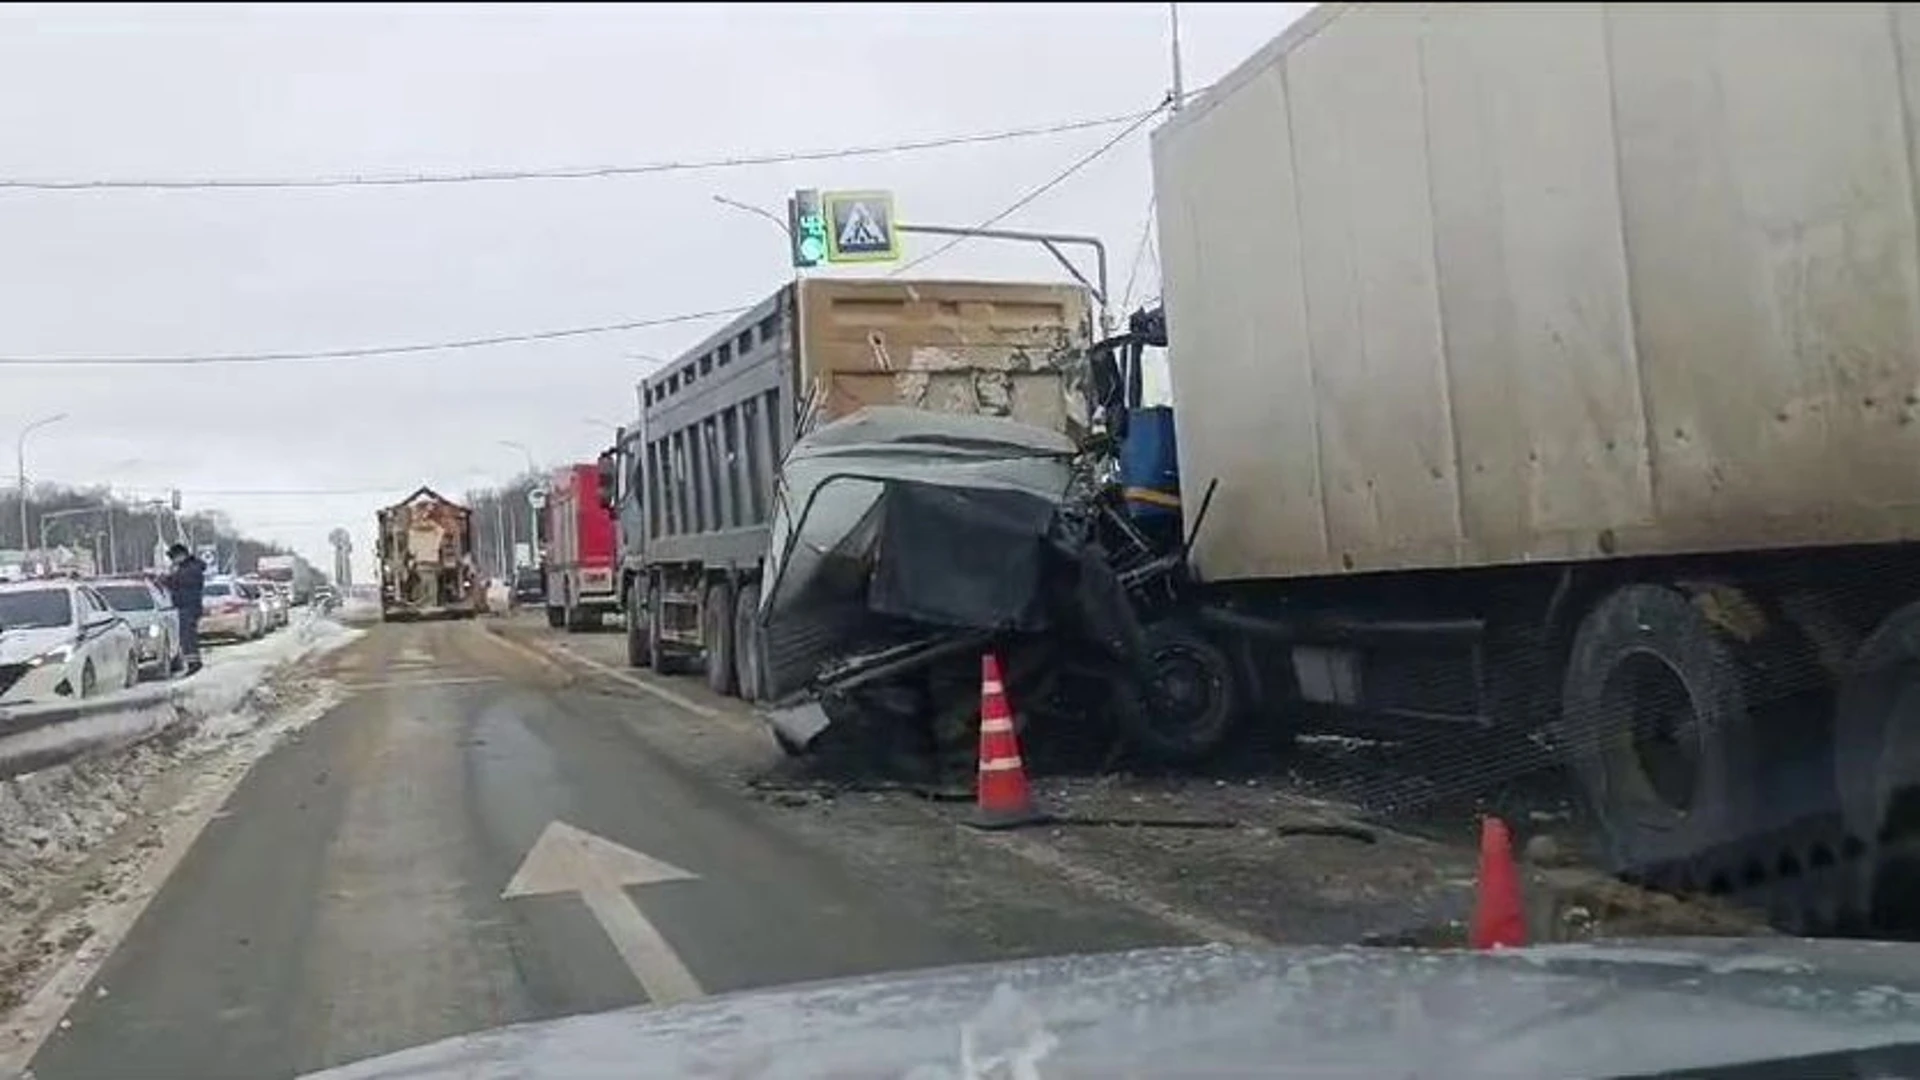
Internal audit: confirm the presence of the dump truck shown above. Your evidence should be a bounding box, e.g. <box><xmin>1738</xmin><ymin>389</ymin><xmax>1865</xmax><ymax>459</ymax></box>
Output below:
<box><xmin>375</xmin><ymin>486</ymin><xmax>479</xmax><ymax>621</ymax></box>
<box><xmin>598</xmin><ymin>277</ymin><xmax>1091</xmax><ymax>701</ymax></box>
<box><xmin>1108</xmin><ymin>1</ymin><xmax>1920</xmax><ymax>931</ymax></box>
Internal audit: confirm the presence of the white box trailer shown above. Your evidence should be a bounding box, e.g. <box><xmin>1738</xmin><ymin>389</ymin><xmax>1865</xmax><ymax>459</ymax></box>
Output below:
<box><xmin>1137</xmin><ymin>1</ymin><xmax>1920</xmax><ymax>932</ymax></box>
<box><xmin>1155</xmin><ymin>1</ymin><xmax>1920</xmax><ymax>581</ymax></box>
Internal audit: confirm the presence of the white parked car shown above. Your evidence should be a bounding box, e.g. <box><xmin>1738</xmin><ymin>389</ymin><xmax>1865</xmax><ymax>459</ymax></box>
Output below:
<box><xmin>237</xmin><ymin>578</ymin><xmax>285</xmax><ymax>631</ymax></box>
<box><xmin>91</xmin><ymin>577</ymin><xmax>185</xmax><ymax>679</ymax></box>
<box><xmin>200</xmin><ymin>578</ymin><xmax>265</xmax><ymax>641</ymax></box>
<box><xmin>0</xmin><ymin>579</ymin><xmax>142</xmax><ymax>704</ymax></box>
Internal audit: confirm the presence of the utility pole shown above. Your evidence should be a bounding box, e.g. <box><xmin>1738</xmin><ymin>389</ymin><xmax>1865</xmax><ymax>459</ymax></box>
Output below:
<box><xmin>1169</xmin><ymin>2</ymin><xmax>1186</xmax><ymax>111</ymax></box>
<box><xmin>499</xmin><ymin>440</ymin><xmax>540</xmax><ymax>571</ymax></box>
<box><xmin>14</xmin><ymin>413</ymin><xmax>66</xmax><ymax>553</ymax></box>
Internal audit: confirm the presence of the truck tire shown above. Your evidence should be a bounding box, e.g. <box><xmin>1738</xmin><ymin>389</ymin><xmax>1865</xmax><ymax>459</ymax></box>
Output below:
<box><xmin>704</xmin><ymin>581</ymin><xmax>737</xmax><ymax>696</ymax></box>
<box><xmin>734</xmin><ymin>581</ymin><xmax>763</xmax><ymax>703</ymax></box>
<box><xmin>1560</xmin><ymin>584</ymin><xmax>1758</xmax><ymax>875</ymax></box>
<box><xmin>1114</xmin><ymin>619</ymin><xmax>1241</xmax><ymax>766</ymax></box>
<box><xmin>1833</xmin><ymin>601</ymin><xmax>1920</xmax><ymax>929</ymax></box>
<box><xmin>624</xmin><ymin>579</ymin><xmax>652</xmax><ymax>669</ymax></box>
<box><xmin>546</xmin><ymin>605</ymin><xmax>566</xmax><ymax>629</ymax></box>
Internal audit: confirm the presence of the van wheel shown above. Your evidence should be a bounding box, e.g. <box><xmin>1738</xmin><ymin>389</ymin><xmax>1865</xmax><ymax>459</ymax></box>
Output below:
<box><xmin>625</xmin><ymin>579</ymin><xmax>652</xmax><ymax>669</ymax></box>
<box><xmin>1560</xmin><ymin>584</ymin><xmax>1757</xmax><ymax>875</ymax></box>
<box><xmin>704</xmin><ymin>581</ymin><xmax>736</xmax><ymax>696</ymax></box>
<box><xmin>546</xmin><ymin>605</ymin><xmax>565</xmax><ymax>629</ymax></box>
<box><xmin>734</xmin><ymin>581</ymin><xmax>763</xmax><ymax>703</ymax></box>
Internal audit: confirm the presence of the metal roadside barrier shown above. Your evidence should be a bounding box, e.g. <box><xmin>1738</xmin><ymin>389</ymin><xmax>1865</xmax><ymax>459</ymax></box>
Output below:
<box><xmin>0</xmin><ymin>682</ymin><xmax>192</xmax><ymax>780</ymax></box>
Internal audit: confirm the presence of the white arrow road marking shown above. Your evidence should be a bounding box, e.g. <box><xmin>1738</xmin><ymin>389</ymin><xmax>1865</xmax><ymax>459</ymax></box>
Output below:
<box><xmin>501</xmin><ymin>821</ymin><xmax>704</xmax><ymax>1006</ymax></box>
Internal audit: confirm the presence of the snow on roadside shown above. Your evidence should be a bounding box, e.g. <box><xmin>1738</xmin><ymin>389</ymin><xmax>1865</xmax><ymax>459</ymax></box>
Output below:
<box><xmin>0</xmin><ymin>613</ymin><xmax>363</xmax><ymax>1015</ymax></box>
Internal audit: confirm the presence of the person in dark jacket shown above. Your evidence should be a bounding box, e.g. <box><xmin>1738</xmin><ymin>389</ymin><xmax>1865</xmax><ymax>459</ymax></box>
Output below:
<box><xmin>164</xmin><ymin>543</ymin><xmax>206</xmax><ymax>674</ymax></box>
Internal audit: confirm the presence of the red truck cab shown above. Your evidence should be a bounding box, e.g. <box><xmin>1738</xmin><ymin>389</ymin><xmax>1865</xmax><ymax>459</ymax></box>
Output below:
<box><xmin>542</xmin><ymin>463</ymin><xmax>618</xmax><ymax>630</ymax></box>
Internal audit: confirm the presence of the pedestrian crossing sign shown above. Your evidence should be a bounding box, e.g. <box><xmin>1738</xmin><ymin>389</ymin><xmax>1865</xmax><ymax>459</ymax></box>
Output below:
<box><xmin>822</xmin><ymin>190</ymin><xmax>899</xmax><ymax>263</ymax></box>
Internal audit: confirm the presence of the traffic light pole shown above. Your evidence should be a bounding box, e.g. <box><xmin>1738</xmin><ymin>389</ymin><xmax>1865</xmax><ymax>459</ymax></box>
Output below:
<box><xmin>895</xmin><ymin>224</ymin><xmax>1111</xmax><ymax>333</ymax></box>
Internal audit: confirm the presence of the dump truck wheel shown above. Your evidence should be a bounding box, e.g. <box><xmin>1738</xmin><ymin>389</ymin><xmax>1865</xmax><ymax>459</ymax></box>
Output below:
<box><xmin>624</xmin><ymin>579</ymin><xmax>651</xmax><ymax>669</ymax></box>
<box><xmin>1115</xmin><ymin>620</ymin><xmax>1241</xmax><ymax>765</ymax></box>
<box><xmin>1560</xmin><ymin>583</ymin><xmax>1758</xmax><ymax>875</ymax></box>
<box><xmin>733</xmin><ymin>582</ymin><xmax>762</xmax><ymax>703</ymax></box>
<box><xmin>704</xmin><ymin>581</ymin><xmax>736</xmax><ymax>696</ymax></box>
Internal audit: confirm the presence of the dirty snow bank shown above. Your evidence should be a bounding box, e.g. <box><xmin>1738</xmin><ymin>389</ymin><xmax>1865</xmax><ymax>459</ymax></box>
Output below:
<box><xmin>0</xmin><ymin>614</ymin><xmax>362</xmax><ymax>1015</ymax></box>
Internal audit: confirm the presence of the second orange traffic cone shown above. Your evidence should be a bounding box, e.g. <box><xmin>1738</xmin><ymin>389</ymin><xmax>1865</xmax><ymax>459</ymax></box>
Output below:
<box><xmin>966</xmin><ymin>652</ymin><xmax>1050</xmax><ymax>830</ymax></box>
<box><xmin>1469</xmin><ymin>815</ymin><xmax>1528</xmax><ymax>950</ymax></box>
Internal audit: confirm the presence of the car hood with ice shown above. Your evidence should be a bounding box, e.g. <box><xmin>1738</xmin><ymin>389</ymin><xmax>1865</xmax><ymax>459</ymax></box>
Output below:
<box><xmin>302</xmin><ymin>938</ymin><xmax>1920</xmax><ymax>1079</ymax></box>
<box><xmin>0</xmin><ymin>626</ymin><xmax>72</xmax><ymax>666</ymax></box>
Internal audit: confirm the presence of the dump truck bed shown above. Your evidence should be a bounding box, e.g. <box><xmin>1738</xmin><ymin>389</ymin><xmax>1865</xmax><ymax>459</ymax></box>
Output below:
<box><xmin>1152</xmin><ymin>2</ymin><xmax>1920</xmax><ymax>582</ymax></box>
<box><xmin>632</xmin><ymin>277</ymin><xmax>1089</xmax><ymax>569</ymax></box>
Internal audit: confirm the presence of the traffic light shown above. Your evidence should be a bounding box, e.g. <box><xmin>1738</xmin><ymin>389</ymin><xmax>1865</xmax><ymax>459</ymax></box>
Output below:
<box><xmin>789</xmin><ymin>189</ymin><xmax>828</xmax><ymax>269</ymax></box>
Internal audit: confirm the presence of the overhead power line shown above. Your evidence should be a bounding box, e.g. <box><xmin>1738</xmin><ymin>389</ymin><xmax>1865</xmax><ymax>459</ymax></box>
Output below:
<box><xmin>0</xmin><ymin>305</ymin><xmax>747</xmax><ymax>367</ymax></box>
<box><xmin>890</xmin><ymin>103</ymin><xmax>1167</xmax><ymax>278</ymax></box>
<box><xmin>0</xmin><ymin>110</ymin><xmax>1149</xmax><ymax>193</ymax></box>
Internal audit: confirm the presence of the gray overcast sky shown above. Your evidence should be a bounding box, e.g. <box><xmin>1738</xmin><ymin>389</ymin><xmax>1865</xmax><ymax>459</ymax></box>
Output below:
<box><xmin>0</xmin><ymin>2</ymin><xmax>1308</xmax><ymax>579</ymax></box>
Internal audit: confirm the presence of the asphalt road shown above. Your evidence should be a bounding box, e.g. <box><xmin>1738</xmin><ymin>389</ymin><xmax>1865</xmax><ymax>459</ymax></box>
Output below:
<box><xmin>26</xmin><ymin>619</ymin><xmax>1182</xmax><ymax>1080</ymax></box>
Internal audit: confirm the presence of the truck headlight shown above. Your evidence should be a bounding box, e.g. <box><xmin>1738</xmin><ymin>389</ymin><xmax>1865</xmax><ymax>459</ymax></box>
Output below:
<box><xmin>147</xmin><ymin>623</ymin><xmax>163</xmax><ymax>639</ymax></box>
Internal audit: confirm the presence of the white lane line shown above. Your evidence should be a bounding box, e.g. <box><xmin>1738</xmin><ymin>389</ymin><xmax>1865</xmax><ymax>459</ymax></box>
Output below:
<box><xmin>548</xmin><ymin>646</ymin><xmax>719</xmax><ymax>720</ymax></box>
<box><xmin>479</xmin><ymin>630</ymin><xmax>717</xmax><ymax>719</ymax></box>
<box><xmin>338</xmin><ymin>676</ymin><xmax>504</xmax><ymax>692</ymax></box>
<box><xmin>961</xmin><ymin>827</ymin><xmax>1274</xmax><ymax>949</ymax></box>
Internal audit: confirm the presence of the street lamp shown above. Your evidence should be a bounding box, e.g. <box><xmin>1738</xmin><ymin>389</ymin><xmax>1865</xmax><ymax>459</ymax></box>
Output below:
<box><xmin>15</xmin><ymin>412</ymin><xmax>67</xmax><ymax>552</ymax></box>
<box><xmin>498</xmin><ymin>439</ymin><xmax>537</xmax><ymax>476</ymax></box>
<box><xmin>498</xmin><ymin>441</ymin><xmax>542</xmax><ymax>574</ymax></box>
<box><xmin>713</xmin><ymin>194</ymin><xmax>792</xmax><ymax>239</ymax></box>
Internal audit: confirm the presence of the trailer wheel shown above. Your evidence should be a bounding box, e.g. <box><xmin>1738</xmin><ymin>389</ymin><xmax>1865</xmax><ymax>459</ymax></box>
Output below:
<box><xmin>704</xmin><ymin>581</ymin><xmax>736</xmax><ymax>696</ymax></box>
<box><xmin>1115</xmin><ymin>619</ymin><xmax>1241</xmax><ymax>766</ymax></box>
<box><xmin>624</xmin><ymin>578</ymin><xmax>651</xmax><ymax>669</ymax></box>
<box><xmin>1560</xmin><ymin>584</ymin><xmax>1757</xmax><ymax>874</ymax></box>
<box><xmin>1834</xmin><ymin>601</ymin><xmax>1920</xmax><ymax>930</ymax></box>
<box><xmin>733</xmin><ymin>581</ymin><xmax>763</xmax><ymax>703</ymax></box>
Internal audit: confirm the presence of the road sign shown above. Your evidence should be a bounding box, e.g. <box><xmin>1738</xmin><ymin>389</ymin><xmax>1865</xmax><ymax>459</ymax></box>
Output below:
<box><xmin>823</xmin><ymin>190</ymin><xmax>899</xmax><ymax>263</ymax></box>
<box><xmin>503</xmin><ymin>821</ymin><xmax>704</xmax><ymax>1005</ymax></box>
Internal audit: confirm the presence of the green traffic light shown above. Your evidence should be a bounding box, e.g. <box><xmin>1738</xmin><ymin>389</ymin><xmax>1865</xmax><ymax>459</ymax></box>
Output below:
<box><xmin>798</xmin><ymin>235</ymin><xmax>827</xmax><ymax>264</ymax></box>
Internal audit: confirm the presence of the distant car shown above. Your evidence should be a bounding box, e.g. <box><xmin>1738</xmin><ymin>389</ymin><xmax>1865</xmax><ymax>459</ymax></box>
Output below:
<box><xmin>91</xmin><ymin>577</ymin><xmax>185</xmax><ymax>679</ymax></box>
<box><xmin>257</xmin><ymin>580</ymin><xmax>294</xmax><ymax>627</ymax></box>
<box><xmin>512</xmin><ymin>566</ymin><xmax>545</xmax><ymax>605</ymax></box>
<box><xmin>236</xmin><ymin>578</ymin><xmax>285</xmax><ymax>631</ymax></box>
<box><xmin>200</xmin><ymin>578</ymin><xmax>265</xmax><ymax>641</ymax></box>
<box><xmin>0</xmin><ymin>579</ymin><xmax>141</xmax><ymax>704</ymax></box>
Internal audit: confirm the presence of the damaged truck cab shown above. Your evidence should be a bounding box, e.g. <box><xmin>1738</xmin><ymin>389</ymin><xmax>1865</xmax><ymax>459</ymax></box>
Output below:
<box><xmin>596</xmin><ymin>278</ymin><xmax>1096</xmax><ymax>737</ymax></box>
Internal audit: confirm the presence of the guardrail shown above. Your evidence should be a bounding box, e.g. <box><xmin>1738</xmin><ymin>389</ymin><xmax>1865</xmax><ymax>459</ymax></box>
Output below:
<box><xmin>0</xmin><ymin>682</ymin><xmax>191</xmax><ymax>780</ymax></box>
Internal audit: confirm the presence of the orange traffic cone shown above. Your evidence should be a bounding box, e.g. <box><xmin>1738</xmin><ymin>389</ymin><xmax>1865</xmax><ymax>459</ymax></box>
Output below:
<box><xmin>965</xmin><ymin>652</ymin><xmax>1050</xmax><ymax>830</ymax></box>
<box><xmin>1469</xmin><ymin>816</ymin><xmax>1528</xmax><ymax>950</ymax></box>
